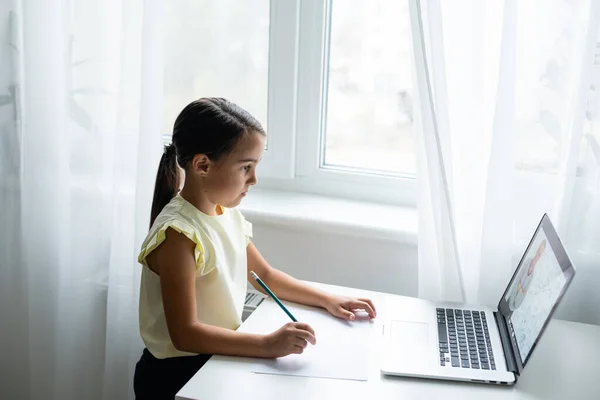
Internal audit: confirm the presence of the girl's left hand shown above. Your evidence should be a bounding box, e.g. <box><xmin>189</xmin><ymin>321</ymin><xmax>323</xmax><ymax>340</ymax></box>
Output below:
<box><xmin>323</xmin><ymin>295</ymin><xmax>377</xmax><ymax>321</ymax></box>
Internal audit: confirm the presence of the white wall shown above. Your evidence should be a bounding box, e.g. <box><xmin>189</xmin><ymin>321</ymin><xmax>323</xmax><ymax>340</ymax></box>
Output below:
<box><xmin>555</xmin><ymin>253</ymin><xmax>600</xmax><ymax>325</ymax></box>
<box><xmin>250</xmin><ymin>221</ymin><xmax>600</xmax><ymax>326</ymax></box>
<box><xmin>250</xmin><ymin>223</ymin><xmax>418</xmax><ymax>298</ymax></box>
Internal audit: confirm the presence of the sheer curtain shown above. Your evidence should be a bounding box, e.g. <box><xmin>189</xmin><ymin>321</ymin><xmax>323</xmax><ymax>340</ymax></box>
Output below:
<box><xmin>413</xmin><ymin>0</ymin><xmax>600</xmax><ymax>325</ymax></box>
<box><xmin>0</xmin><ymin>1</ymin><xmax>163</xmax><ymax>399</ymax></box>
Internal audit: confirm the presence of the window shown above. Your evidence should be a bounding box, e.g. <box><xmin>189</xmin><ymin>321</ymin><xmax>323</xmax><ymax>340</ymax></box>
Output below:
<box><xmin>324</xmin><ymin>0</ymin><xmax>415</xmax><ymax>176</ymax></box>
<box><xmin>163</xmin><ymin>0</ymin><xmax>416</xmax><ymax>206</ymax></box>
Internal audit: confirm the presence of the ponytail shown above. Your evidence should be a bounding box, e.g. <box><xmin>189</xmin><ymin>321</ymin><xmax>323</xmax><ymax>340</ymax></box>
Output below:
<box><xmin>150</xmin><ymin>143</ymin><xmax>180</xmax><ymax>228</ymax></box>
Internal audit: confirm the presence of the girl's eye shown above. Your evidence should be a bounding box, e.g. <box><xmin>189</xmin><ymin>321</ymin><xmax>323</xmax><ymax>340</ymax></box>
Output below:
<box><xmin>242</xmin><ymin>165</ymin><xmax>251</xmax><ymax>172</ymax></box>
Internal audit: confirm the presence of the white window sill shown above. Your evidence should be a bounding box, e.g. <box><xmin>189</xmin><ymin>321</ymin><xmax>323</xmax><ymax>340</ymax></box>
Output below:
<box><xmin>239</xmin><ymin>189</ymin><xmax>418</xmax><ymax>245</ymax></box>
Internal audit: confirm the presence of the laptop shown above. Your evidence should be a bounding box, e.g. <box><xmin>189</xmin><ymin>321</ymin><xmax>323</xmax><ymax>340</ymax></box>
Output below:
<box><xmin>381</xmin><ymin>214</ymin><xmax>575</xmax><ymax>385</ymax></box>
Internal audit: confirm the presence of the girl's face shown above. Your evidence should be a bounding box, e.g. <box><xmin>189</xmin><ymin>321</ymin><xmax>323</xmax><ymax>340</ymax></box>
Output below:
<box><xmin>203</xmin><ymin>131</ymin><xmax>265</xmax><ymax>208</ymax></box>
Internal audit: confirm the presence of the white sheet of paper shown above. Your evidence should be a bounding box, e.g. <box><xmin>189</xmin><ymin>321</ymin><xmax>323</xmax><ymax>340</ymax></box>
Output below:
<box><xmin>245</xmin><ymin>300</ymin><xmax>373</xmax><ymax>381</ymax></box>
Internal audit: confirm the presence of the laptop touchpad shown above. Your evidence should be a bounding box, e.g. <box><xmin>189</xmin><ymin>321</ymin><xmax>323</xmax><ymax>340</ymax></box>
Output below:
<box><xmin>390</xmin><ymin>320</ymin><xmax>430</xmax><ymax>363</ymax></box>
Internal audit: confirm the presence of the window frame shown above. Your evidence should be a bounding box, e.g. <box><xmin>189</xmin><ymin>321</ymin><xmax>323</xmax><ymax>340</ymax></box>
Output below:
<box><xmin>257</xmin><ymin>0</ymin><xmax>417</xmax><ymax>206</ymax></box>
<box><xmin>257</xmin><ymin>0</ymin><xmax>300</xmax><ymax>180</ymax></box>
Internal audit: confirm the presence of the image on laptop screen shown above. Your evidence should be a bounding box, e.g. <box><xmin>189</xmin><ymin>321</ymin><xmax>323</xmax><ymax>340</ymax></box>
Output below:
<box><xmin>503</xmin><ymin>229</ymin><xmax>567</xmax><ymax>362</ymax></box>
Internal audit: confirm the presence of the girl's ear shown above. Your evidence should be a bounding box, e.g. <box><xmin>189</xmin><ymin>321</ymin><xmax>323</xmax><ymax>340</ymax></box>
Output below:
<box><xmin>191</xmin><ymin>154</ymin><xmax>211</xmax><ymax>176</ymax></box>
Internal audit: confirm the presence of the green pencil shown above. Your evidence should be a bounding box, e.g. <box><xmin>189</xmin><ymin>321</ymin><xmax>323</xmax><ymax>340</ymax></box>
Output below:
<box><xmin>250</xmin><ymin>271</ymin><xmax>298</xmax><ymax>322</ymax></box>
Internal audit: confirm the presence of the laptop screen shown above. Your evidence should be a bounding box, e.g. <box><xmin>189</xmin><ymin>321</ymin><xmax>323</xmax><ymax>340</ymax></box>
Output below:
<box><xmin>498</xmin><ymin>214</ymin><xmax>575</xmax><ymax>372</ymax></box>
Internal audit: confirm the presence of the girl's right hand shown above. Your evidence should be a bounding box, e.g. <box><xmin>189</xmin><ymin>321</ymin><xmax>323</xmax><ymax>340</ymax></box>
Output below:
<box><xmin>262</xmin><ymin>322</ymin><xmax>317</xmax><ymax>358</ymax></box>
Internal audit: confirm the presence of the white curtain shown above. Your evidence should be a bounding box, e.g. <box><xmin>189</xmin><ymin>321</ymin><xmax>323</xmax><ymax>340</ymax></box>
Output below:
<box><xmin>0</xmin><ymin>1</ymin><xmax>163</xmax><ymax>399</ymax></box>
<box><xmin>414</xmin><ymin>0</ymin><xmax>600</xmax><ymax>325</ymax></box>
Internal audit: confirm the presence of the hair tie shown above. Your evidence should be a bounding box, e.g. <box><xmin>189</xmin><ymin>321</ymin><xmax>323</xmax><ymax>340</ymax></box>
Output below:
<box><xmin>164</xmin><ymin>143</ymin><xmax>176</xmax><ymax>156</ymax></box>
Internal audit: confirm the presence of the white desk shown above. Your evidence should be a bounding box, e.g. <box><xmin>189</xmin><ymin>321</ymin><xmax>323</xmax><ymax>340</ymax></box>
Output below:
<box><xmin>177</xmin><ymin>283</ymin><xmax>600</xmax><ymax>400</ymax></box>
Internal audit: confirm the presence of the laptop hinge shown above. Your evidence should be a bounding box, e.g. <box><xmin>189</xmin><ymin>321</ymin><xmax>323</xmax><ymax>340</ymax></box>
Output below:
<box><xmin>494</xmin><ymin>311</ymin><xmax>518</xmax><ymax>376</ymax></box>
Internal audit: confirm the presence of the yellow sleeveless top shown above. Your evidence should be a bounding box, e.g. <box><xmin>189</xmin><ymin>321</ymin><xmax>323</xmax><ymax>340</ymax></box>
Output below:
<box><xmin>137</xmin><ymin>194</ymin><xmax>252</xmax><ymax>359</ymax></box>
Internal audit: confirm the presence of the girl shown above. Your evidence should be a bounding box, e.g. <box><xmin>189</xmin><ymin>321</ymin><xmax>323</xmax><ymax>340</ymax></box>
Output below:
<box><xmin>133</xmin><ymin>98</ymin><xmax>377</xmax><ymax>399</ymax></box>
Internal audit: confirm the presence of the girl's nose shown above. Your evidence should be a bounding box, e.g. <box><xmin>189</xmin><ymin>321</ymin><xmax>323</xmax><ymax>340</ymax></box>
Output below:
<box><xmin>248</xmin><ymin>171</ymin><xmax>258</xmax><ymax>186</ymax></box>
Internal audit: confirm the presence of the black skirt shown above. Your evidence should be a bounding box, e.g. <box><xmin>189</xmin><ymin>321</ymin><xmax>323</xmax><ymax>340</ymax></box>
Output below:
<box><xmin>133</xmin><ymin>348</ymin><xmax>211</xmax><ymax>400</ymax></box>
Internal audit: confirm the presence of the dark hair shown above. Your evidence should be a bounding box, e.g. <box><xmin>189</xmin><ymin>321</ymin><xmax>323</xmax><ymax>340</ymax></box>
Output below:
<box><xmin>149</xmin><ymin>97</ymin><xmax>265</xmax><ymax>227</ymax></box>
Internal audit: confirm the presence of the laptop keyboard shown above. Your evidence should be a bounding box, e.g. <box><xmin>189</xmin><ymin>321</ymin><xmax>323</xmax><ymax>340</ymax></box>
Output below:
<box><xmin>437</xmin><ymin>308</ymin><xmax>496</xmax><ymax>370</ymax></box>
